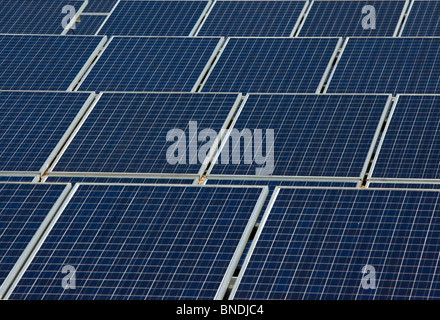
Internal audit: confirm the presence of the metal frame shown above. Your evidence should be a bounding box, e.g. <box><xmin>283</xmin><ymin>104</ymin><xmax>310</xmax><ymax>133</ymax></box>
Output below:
<box><xmin>290</xmin><ymin>0</ymin><xmax>309</xmax><ymax>37</ymax></box>
<box><xmin>394</xmin><ymin>0</ymin><xmax>411</xmax><ymax>37</ymax></box>
<box><xmin>205</xmin><ymin>92</ymin><xmax>392</xmax><ymax>183</ymax></box>
<box><xmin>41</xmin><ymin>174</ymin><xmax>200</xmax><ymax>185</ymax></box>
<box><xmin>0</xmin><ymin>91</ymin><xmax>96</xmax><ymax>177</ymax></box>
<box><xmin>94</xmin><ymin>0</ymin><xmax>121</xmax><ymax>35</ymax></box>
<box><xmin>67</xmin><ymin>36</ymin><xmax>108</xmax><ymax>91</ymax></box>
<box><xmin>293</xmin><ymin>0</ymin><xmax>313</xmax><ymax>37</ymax></box>
<box><xmin>189</xmin><ymin>0</ymin><xmax>213</xmax><ymax>36</ymax></box>
<box><xmin>61</xmin><ymin>0</ymin><xmax>89</xmax><ymax>35</ymax></box>
<box><xmin>315</xmin><ymin>37</ymin><xmax>343</xmax><ymax>93</ymax></box>
<box><xmin>368</xmin><ymin>94</ymin><xmax>440</xmax><ymax>184</ymax></box>
<box><xmin>0</xmin><ymin>183</ymin><xmax>72</xmax><ymax>300</ymax></box>
<box><xmin>215</xmin><ymin>185</ymin><xmax>268</xmax><ymax>299</ymax></box>
<box><xmin>323</xmin><ymin>36</ymin><xmax>349</xmax><ymax>94</ymax></box>
<box><xmin>48</xmin><ymin>91</ymin><xmax>243</xmax><ymax>180</ymax></box>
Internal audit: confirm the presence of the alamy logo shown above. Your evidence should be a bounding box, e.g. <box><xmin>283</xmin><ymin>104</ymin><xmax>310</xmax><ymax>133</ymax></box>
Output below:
<box><xmin>62</xmin><ymin>265</ymin><xmax>76</xmax><ymax>290</ymax></box>
<box><xmin>361</xmin><ymin>265</ymin><xmax>376</xmax><ymax>290</ymax></box>
<box><xmin>62</xmin><ymin>5</ymin><xmax>77</xmax><ymax>30</ymax></box>
<box><xmin>166</xmin><ymin>121</ymin><xmax>275</xmax><ymax>175</ymax></box>
<box><xmin>362</xmin><ymin>5</ymin><xmax>376</xmax><ymax>30</ymax></box>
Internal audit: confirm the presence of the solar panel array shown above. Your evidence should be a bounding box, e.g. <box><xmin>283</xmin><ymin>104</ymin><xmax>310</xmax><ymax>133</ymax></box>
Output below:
<box><xmin>2</xmin><ymin>0</ymin><xmax>440</xmax><ymax>301</ymax></box>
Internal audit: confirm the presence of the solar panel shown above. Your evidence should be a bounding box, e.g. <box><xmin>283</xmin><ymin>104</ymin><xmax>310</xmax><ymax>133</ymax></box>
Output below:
<box><xmin>232</xmin><ymin>187</ymin><xmax>440</xmax><ymax>300</ymax></box>
<box><xmin>0</xmin><ymin>35</ymin><xmax>106</xmax><ymax>91</ymax></box>
<box><xmin>51</xmin><ymin>92</ymin><xmax>241</xmax><ymax>177</ymax></box>
<box><xmin>69</xmin><ymin>14</ymin><xmax>107</xmax><ymax>35</ymax></box>
<box><xmin>400</xmin><ymin>0</ymin><xmax>440</xmax><ymax>36</ymax></box>
<box><xmin>200</xmin><ymin>37</ymin><xmax>341</xmax><ymax>94</ymax></box>
<box><xmin>97</xmin><ymin>1</ymin><xmax>210</xmax><ymax>36</ymax></box>
<box><xmin>326</xmin><ymin>38</ymin><xmax>440</xmax><ymax>95</ymax></box>
<box><xmin>0</xmin><ymin>91</ymin><xmax>95</xmax><ymax>174</ymax></box>
<box><xmin>208</xmin><ymin>94</ymin><xmax>390</xmax><ymax>180</ymax></box>
<box><xmin>78</xmin><ymin>36</ymin><xmax>222</xmax><ymax>92</ymax></box>
<box><xmin>196</xmin><ymin>0</ymin><xmax>306</xmax><ymax>37</ymax></box>
<box><xmin>0</xmin><ymin>176</ymin><xmax>37</xmax><ymax>183</ymax></box>
<box><xmin>9</xmin><ymin>184</ymin><xmax>267</xmax><ymax>300</ymax></box>
<box><xmin>0</xmin><ymin>183</ymin><xmax>70</xmax><ymax>299</ymax></box>
<box><xmin>297</xmin><ymin>0</ymin><xmax>406</xmax><ymax>37</ymax></box>
<box><xmin>43</xmin><ymin>176</ymin><xmax>196</xmax><ymax>184</ymax></box>
<box><xmin>84</xmin><ymin>0</ymin><xmax>118</xmax><ymax>13</ymax></box>
<box><xmin>371</xmin><ymin>95</ymin><xmax>440</xmax><ymax>181</ymax></box>
<box><xmin>0</xmin><ymin>1</ymin><xmax>87</xmax><ymax>34</ymax></box>
<box><xmin>368</xmin><ymin>183</ymin><xmax>440</xmax><ymax>189</ymax></box>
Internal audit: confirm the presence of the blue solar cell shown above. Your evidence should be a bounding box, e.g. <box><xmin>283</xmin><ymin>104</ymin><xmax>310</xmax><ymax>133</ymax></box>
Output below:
<box><xmin>233</xmin><ymin>188</ymin><xmax>440</xmax><ymax>300</ymax></box>
<box><xmin>201</xmin><ymin>37</ymin><xmax>340</xmax><ymax>94</ymax></box>
<box><xmin>44</xmin><ymin>176</ymin><xmax>195</xmax><ymax>184</ymax></box>
<box><xmin>51</xmin><ymin>93</ymin><xmax>240</xmax><ymax>176</ymax></box>
<box><xmin>368</xmin><ymin>183</ymin><xmax>440</xmax><ymax>189</ymax></box>
<box><xmin>400</xmin><ymin>1</ymin><xmax>440</xmax><ymax>36</ymax></box>
<box><xmin>84</xmin><ymin>0</ymin><xmax>118</xmax><ymax>12</ymax></box>
<box><xmin>0</xmin><ymin>91</ymin><xmax>94</xmax><ymax>173</ymax></box>
<box><xmin>0</xmin><ymin>183</ymin><xmax>68</xmax><ymax>296</ymax></box>
<box><xmin>197</xmin><ymin>0</ymin><xmax>306</xmax><ymax>37</ymax></box>
<box><xmin>98</xmin><ymin>1</ymin><xmax>209</xmax><ymax>36</ymax></box>
<box><xmin>69</xmin><ymin>14</ymin><xmax>107</xmax><ymax>35</ymax></box>
<box><xmin>209</xmin><ymin>94</ymin><xmax>388</xmax><ymax>179</ymax></box>
<box><xmin>327</xmin><ymin>38</ymin><xmax>440</xmax><ymax>95</ymax></box>
<box><xmin>0</xmin><ymin>177</ymin><xmax>36</xmax><ymax>183</ymax></box>
<box><xmin>0</xmin><ymin>1</ymin><xmax>86</xmax><ymax>34</ymax></box>
<box><xmin>372</xmin><ymin>95</ymin><xmax>440</xmax><ymax>180</ymax></box>
<box><xmin>79</xmin><ymin>36</ymin><xmax>221</xmax><ymax>92</ymax></box>
<box><xmin>0</xmin><ymin>35</ymin><xmax>105</xmax><ymax>91</ymax></box>
<box><xmin>9</xmin><ymin>184</ymin><xmax>266</xmax><ymax>300</ymax></box>
<box><xmin>298</xmin><ymin>0</ymin><xmax>406</xmax><ymax>37</ymax></box>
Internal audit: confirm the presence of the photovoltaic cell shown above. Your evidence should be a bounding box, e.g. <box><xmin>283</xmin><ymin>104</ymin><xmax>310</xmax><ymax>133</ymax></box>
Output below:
<box><xmin>201</xmin><ymin>37</ymin><xmax>340</xmax><ymax>94</ymax></box>
<box><xmin>233</xmin><ymin>188</ymin><xmax>440</xmax><ymax>300</ymax></box>
<box><xmin>44</xmin><ymin>176</ymin><xmax>195</xmax><ymax>184</ymax></box>
<box><xmin>10</xmin><ymin>184</ymin><xmax>266</xmax><ymax>300</ymax></box>
<box><xmin>0</xmin><ymin>35</ymin><xmax>105</xmax><ymax>91</ymax></box>
<box><xmin>84</xmin><ymin>0</ymin><xmax>118</xmax><ymax>13</ymax></box>
<box><xmin>0</xmin><ymin>183</ymin><xmax>68</xmax><ymax>293</ymax></box>
<box><xmin>0</xmin><ymin>177</ymin><xmax>36</xmax><ymax>183</ymax></box>
<box><xmin>52</xmin><ymin>93</ymin><xmax>240</xmax><ymax>176</ymax></box>
<box><xmin>69</xmin><ymin>15</ymin><xmax>107</xmax><ymax>35</ymax></box>
<box><xmin>79</xmin><ymin>37</ymin><xmax>221</xmax><ymax>92</ymax></box>
<box><xmin>197</xmin><ymin>0</ymin><xmax>306</xmax><ymax>37</ymax></box>
<box><xmin>400</xmin><ymin>1</ymin><xmax>440</xmax><ymax>36</ymax></box>
<box><xmin>327</xmin><ymin>38</ymin><xmax>440</xmax><ymax>95</ymax></box>
<box><xmin>298</xmin><ymin>0</ymin><xmax>406</xmax><ymax>37</ymax></box>
<box><xmin>98</xmin><ymin>1</ymin><xmax>209</xmax><ymax>36</ymax></box>
<box><xmin>0</xmin><ymin>91</ymin><xmax>93</xmax><ymax>173</ymax></box>
<box><xmin>372</xmin><ymin>95</ymin><xmax>440</xmax><ymax>180</ymax></box>
<box><xmin>368</xmin><ymin>183</ymin><xmax>440</xmax><ymax>189</ymax></box>
<box><xmin>0</xmin><ymin>1</ymin><xmax>86</xmax><ymax>34</ymax></box>
<box><xmin>209</xmin><ymin>94</ymin><xmax>388</xmax><ymax>179</ymax></box>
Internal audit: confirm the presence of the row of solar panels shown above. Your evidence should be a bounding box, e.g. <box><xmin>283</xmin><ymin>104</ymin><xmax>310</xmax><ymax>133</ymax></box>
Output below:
<box><xmin>2</xmin><ymin>1</ymin><xmax>440</xmax><ymax>37</ymax></box>
<box><xmin>1</xmin><ymin>182</ymin><xmax>440</xmax><ymax>300</ymax></box>
<box><xmin>2</xmin><ymin>91</ymin><xmax>440</xmax><ymax>183</ymax></box>
<box><xmin>2</xmin><ymin>35</ymin><xmax>440</xmax><ymax>95</ymax></box>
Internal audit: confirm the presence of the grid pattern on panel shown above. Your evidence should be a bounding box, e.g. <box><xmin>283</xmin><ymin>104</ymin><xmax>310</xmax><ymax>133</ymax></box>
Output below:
<box><xmin>84</xmin><ymin>0</ymin><xmax>118</xmax><ymax>13</ymax></box>
<box><xmin>52</xmin><ymin>93</ymin><xmax>238</xmax><ymax>175</ymax></box>
<box><xmin>210</xmin><ymin>94</ymin><xmax>387</xmax><ymax>178</ymax></box>
<box><xmin>0</xmin><ymin>91</ymin><xmax>92</xmax><ymax>172</ymax></box>
<box><xmin>234</xmin><ymin>188</ymin><xmax>440</xmax><ymax>300</ymax></box>
<box><xmin>368</xmin><ymin>183</ymin><xmax>440</xmax><ymax>189</ymax></box>
<box><xmin>0</xmin><ymin>177</ymin><xmax>36</xmax><ymax>183</ymax></box>
<box><xmin>298</xmin><ymin>0</ymin><xmax>406</xmax><ymax>37</ymax></box>
<box><xmin>0</xmin><ymin>183</ymin><xmax>67</xmax><ymax>288</ymax></box>
<box><xmin>98</xmin><ymin>1</ymin><xmax>209</xmax><ymax>36</ymax></box>
<box><xmin>44</xmin><ymin>177</ymin><xmax>194</xmax><ymax>184</ymax></box>
<box><xmin>201</xmin><ymin>37</ymin><xmax>339</xmax><ymax>94</ymax></box>
<box><xmin>79</xmin><ymin>37</ymin><xmax>221</xmax><ymax>92</ymax></box>
<box><xmin>401</xmin><ymin>1</ymin><xmax>440</xmax><ymax>36</ymax></box>
<box><xmin>0</xmin><ymin>1</ymin><xmax>85</xmax><ymax>34</ymax></box>
<box><xmin>327</xmin><ymin>38</ymin><xmax>440</xmax><ymax>95</ymax></box>
<box><xmin>0</xmin><ymin>35</ymin><xmax>104</xmax><ymax>91</ymax></box>
<box><xmin>372</xmin><ymin>96</ymin><xmax>440</xmax><ymax>180</ymax></box>
<box><xmin>10</xmin><ymin>184</ymin><xmax>264</xmax><ymax>300</ymax></box>
<box><xmin>197</xmin><ymin>0</ymin><xmax>305</xmax><ymax>37</ymax></box>
<box><xmin>69</xmin><ymin>15</ymin><xmax>107</xmax><ymax>35</ymax></box>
